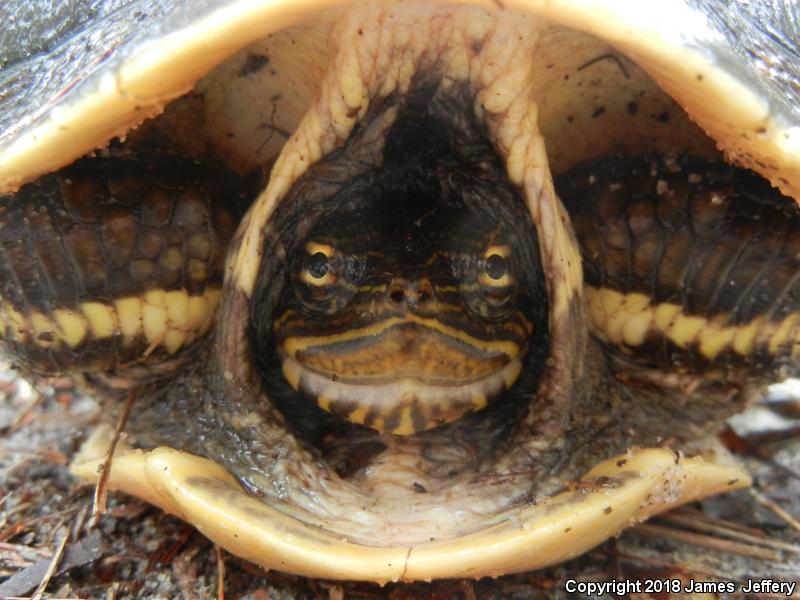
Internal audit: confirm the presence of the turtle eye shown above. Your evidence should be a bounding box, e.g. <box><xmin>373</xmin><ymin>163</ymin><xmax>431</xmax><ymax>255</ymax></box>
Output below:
<box><xmin>485</xmin><ymin>252</ymin><xmax>507</xmax><ymax>280</ymax></box>
<box><xmin>306</xmin><ymin>252</ymin><xmax>329</xmax><ymax>279</ymax></box>
<box><xmin>479</xmin><ymin>245</ymin><xmax>513</xmax><ymax>289</ymax></box>
<box><xmin>455</xmin><ymin>243</ymin><xmax>518</xmax><ymax>320</ymax></box>
<box><xmin>293</xmin><ymin>240</ymin><xmax>362</xmax><ymax>315</ymax></box>
<box><xmin>300</xmin><ymin>242</ymin><xmax>337</xmax><ymax>286</ymax></box>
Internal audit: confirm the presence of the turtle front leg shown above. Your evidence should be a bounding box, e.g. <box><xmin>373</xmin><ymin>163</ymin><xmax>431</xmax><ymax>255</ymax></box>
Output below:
<box><xmin>0</xmin><ymin>155</ymin><xmax>250</xmax><ymax>377</ymax></box>
<box><xmin>560</xmin><ymin>154</ymin><xmax>800</xmax><ymax>434</ymax></box>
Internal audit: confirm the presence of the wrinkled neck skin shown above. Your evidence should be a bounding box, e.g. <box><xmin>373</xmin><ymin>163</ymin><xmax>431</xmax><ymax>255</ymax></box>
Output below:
<box><xmin>123</xmin><ymin>3</ymin><xmax>749</xmax><ymax>546</ymax></box>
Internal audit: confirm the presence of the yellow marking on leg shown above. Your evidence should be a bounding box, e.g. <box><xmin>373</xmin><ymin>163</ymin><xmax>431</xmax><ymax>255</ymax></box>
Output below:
<box><xmin>597</xmin><ymin>287</ymin><xmax>624</xmax><ymax>322</ymax></box>
<box><xmin>584</xmin><ymin>287</ymin><xmax>605</xmax><ymax>335</ymax></box>
<box><xmin>164</xmin><ymin>329</ymin><xmax>187</xmax><ymax>355</ymax></box>
<box><xmin>3</xmin><ymin>302</ymin><xmax>27</xmax><ymax>341</ymax></box>
<box><xmin>667</xmin><ymin>314</ymin><xmax>707</xmax><ymax>349</ymax></box>
<box><xmin>698</xmin><ymin>324</ymin><xmax>736</xmax><ymax>361</ymax></box>
<box><xmin>0</xmin><ymin>288</ymin><xmax>216</xmax><ymax>363</ymax></box>
<box><xmin>53</xmin><ymin>308</ymin><xmax>88</xmax><ymax>348</ymax></box>
<box><xmin>142</xmin><ymin>290</ymin><xmax>168</xmax><ymax>346</ymax></box>
<box><xmin>587</xmin><ymin>286</ymin><xmax>800</xmax><ymax>367</ymax></box>
<box><xmin>604</xmin><ymin>307</ymin><xmax>627</xmax><ymax>345</ymax></box>
<box><xmin>653</xmin><ymin>303</ymin><xmax>681</xmax><ymax>331</ymax></box>
<box><xmin>622</xmin><ymin>293</ymin><xmax>651</xmax><ymax>314</ymax></box>
<box><xmin>768</xmin><ymin>312</ymin><xmax>799</xmax><ymax>355</ymax></box>
<box><xmin>186</xmin><ymin>295</ymin><xmax>209</xmax><ymax>339</ymax></box>
<box><xmin>114</xmin><ymin>297</ymin><xmax>142</xmax><ymax>340</ymax></box>
<box><xmin>81</xmin><ymin>302</ymin><xmax>117</xmax><ymax>339</ymax></box>
<box><xmin>732</xmin><ymin>316</ymin><xmax>764</xmax><ymax>356</ymax></box>
<box><xmin>604</xmin><ymin>293</ymin><xmax>648</xmax><ymax>345</ymax></box>
<box><xmin>622</xmin><ymin>308</ymin><xmax>653</xmax><ymax>347</ymax></box>
<box><xmin>201</xmin><ymin>288</ymin><xmax>222</xmax><ymax>333</ymax></box>
<box><xmin>165</xmin><ymin>290</ymin><xmax>190</xmax><ymax>330</ymax></box>
<box><xmin>30</xmin><ymin>312</ymin><xmax>57</xmax><ymax>348</ymax></box>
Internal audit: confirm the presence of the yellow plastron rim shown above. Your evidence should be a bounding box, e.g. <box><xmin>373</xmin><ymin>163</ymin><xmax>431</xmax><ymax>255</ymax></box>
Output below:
<box><xmin>71</xmin><ymin>426</ymin><xmax>749</xmax><ymax>582</ymax></box>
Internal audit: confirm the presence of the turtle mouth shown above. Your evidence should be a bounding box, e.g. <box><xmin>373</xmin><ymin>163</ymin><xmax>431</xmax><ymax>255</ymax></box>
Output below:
<box><xmin>278</xmin><ymin>320</ymin><xmax>526</xmax><ymax>435</ymax></box>
<box><xmin>285</xmin><ymin>356</ymin><xmax>521</xmax><ymax>433</ymax></box>
<box><xmin>58</xmin><ymin>0</ymin><xmax>783</xmax><ymax>583</ymax></box>
<box><xmin>284</xmin><ymin>320</ymin><xmax>521</xmax><ymax>386</ymax></box>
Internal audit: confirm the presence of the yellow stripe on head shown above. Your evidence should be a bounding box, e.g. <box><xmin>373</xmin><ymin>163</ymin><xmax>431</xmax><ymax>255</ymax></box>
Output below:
<box><xmin>281</xmin><ymin>314</ymin><xmax>522</xmax><ymax>358</ymax></box>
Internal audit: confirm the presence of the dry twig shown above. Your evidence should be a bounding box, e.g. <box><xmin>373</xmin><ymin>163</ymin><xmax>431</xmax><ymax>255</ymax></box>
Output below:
<box><xmin>91</xmin><ymin>389</ymin><xmax>136</xmax><ymax>524</ymax></box>
<box><xmin>658</xmin><ymin>509</ymin><xmax>800</xmax><ymax>553</ymax></box>
<box><xmin>215</xmin><ymin>545</ymin><xmax>226</xmax><ymax>600</ymax></box>
<box><xmin>635</xmin><ymin>522</ymin><xmax>781</xmax><ymax>561</ymax></box>
<box><xmin>30</xmin><ymin>526</ymin><xmax>68</xmax><ymax>600</ymax></box>
<box><xmin>750</xmin><ymin>488</ymin><xmax>800</xmax><ymax>533</ymax></box>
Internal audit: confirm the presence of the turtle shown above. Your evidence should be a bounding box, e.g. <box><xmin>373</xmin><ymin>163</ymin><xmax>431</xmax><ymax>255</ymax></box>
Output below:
<box><xmin>0</xmin><ymin>0</ymin><xmax>799</xmax><ymax>585</ymax></box>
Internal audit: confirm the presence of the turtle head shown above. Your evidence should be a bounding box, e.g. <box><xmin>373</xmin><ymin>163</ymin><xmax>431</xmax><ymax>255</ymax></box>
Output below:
<box><xmin>259</xmin><ymin>90</ymin><xmax>548</xmax><ymax>435</ymax></box>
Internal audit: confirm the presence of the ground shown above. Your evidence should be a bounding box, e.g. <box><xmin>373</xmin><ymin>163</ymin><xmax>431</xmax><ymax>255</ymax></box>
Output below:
<box><xmin>1</xmin><ymin>363</ymin><xmax>800</xmax><ymax>600</ymax></box>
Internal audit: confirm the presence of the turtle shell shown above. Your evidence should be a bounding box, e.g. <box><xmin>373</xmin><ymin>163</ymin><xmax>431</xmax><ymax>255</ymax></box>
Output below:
<box><xmin>1</xmin><ymin>0</ymin><xmax>799</xmax><ymax>585</ymax></box>
<box><xmin>1</xmin><ymin>1</ymin><xmax>798</xmax><ymax>197</ymax></box>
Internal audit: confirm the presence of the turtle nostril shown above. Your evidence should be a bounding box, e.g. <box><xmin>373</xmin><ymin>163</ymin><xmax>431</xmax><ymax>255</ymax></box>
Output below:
<box><xmin>416</xmin><ymin>278</ymin><xmax>434</xmax><ymax>304</ymax></box>
<box><xmin>387</xmin><ymin>278</ymin><xmax>435</xmax><ymax>305</ymax></box>
<box><xmin>388</xmin><ymin>278</ymin><xmax>408</xmax><ymax>304</ymax></box>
